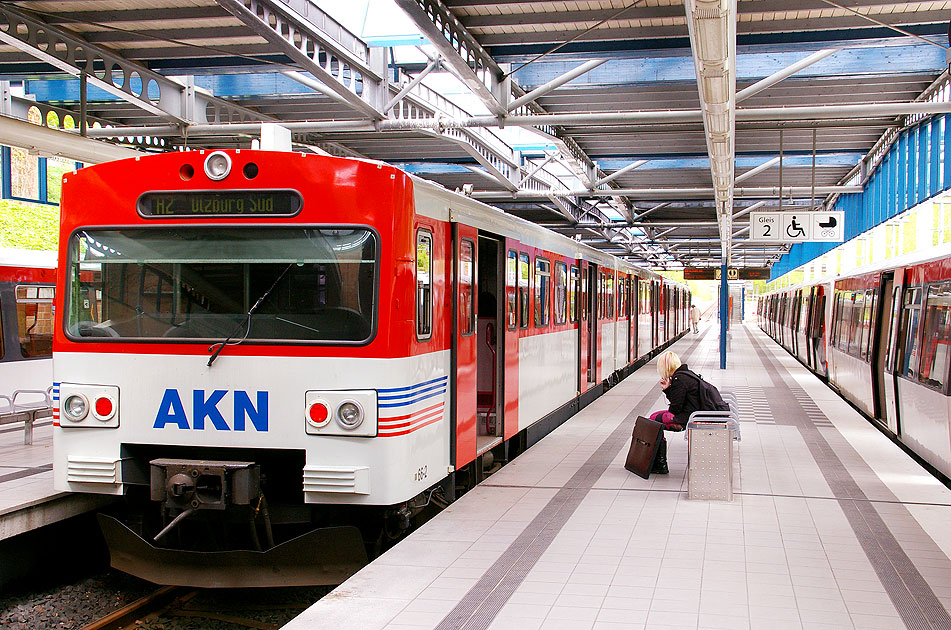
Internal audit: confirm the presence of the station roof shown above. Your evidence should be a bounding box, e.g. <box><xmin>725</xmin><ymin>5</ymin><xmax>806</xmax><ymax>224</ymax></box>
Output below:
<box><xmin>0</xmin><ymin>0</ymin><xmax>947</xmax><ymax>270</ymax></box>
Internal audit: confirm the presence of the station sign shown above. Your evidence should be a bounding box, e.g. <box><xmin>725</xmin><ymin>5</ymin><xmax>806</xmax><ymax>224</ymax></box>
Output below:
<box><xmin>749</xmin><ymin>211</ymin><xmax>844</xmax><ymax>243</ymax></box>
<box><xmin>684</xmin><ymin>267</ymin><xmax>771</xmax><ymax>281</ymax></box>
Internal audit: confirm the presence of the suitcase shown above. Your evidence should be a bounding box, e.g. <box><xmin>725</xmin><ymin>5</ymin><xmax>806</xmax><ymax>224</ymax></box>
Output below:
<box><xmin>624</xmin><ymin>416</ymin><xmax>664</xmax><ymax>479</ymax></box>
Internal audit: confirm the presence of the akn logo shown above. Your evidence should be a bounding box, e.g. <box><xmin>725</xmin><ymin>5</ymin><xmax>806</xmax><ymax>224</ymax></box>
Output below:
<box><xmin>153</xmin><ymin>389</ymin><xmax>268</xmax><ymax>431</ymax></box>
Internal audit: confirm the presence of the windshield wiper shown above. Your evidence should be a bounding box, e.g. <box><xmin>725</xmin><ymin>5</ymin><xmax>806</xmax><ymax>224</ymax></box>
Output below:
<box><xmin>207</xmin><ymin>263</ymin><xmax>293</xmax><ymax>367</ymax></box>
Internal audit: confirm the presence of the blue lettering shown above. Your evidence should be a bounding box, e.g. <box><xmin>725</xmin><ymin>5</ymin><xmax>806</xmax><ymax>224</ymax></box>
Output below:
<box><xmin>234</xmin><ymin>391</ymin><xmax>268</xmax><ymax>431</ymax></box>
<box><xmin>193</xmin><ymin>390</ymin><xmax>230</xmax><ymax>430</ymax></box>
<box><xmin>153</xmin><ymin>389</ymin><xmax>189</xmax><ymax>429</ymax></box>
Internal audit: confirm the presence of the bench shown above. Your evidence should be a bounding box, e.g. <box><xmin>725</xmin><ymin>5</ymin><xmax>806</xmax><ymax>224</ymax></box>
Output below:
<box><xmin>0</xmin><ymin>388</ymin><xmax>53</xmax><ymax>445</ymax></box>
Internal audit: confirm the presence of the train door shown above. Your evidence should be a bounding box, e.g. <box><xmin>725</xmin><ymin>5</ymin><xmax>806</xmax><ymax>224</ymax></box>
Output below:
<box><xmin>452</xmin><ymin>223</ymin><xmax>478</xmax><ymax>468</ymax></box>
<box><xmin>587</xmin><ymin>263</ymin><xmax>599</xmax><ymax>385</ymax></box>
<box><xmin>874</xmin><ymin>271</ymin><xmax>901</xmax><ymax>433</ymax></box>
<box><xmin>503</xmin><ymin>243</ymin><xmax>520</xmax><ymax>440</ymax></box>
<box><xmin>476</xmin><ymin>234</ymin><xmax>504</xmax><ymax>453</ymax></box>
<box><xmin>628</xmin><ymin>277</ymin><xmax>636</xmax><ymax>364</ymax></box>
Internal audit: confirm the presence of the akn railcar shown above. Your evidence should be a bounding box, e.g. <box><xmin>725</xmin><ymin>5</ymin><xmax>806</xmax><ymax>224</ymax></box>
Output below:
<box><xmin>759</xmin><ymin>249</ymin><xmax>951</xmax><ymax>480</ymax></box>
<box><xmin>54</xmin><ymin>150</ymin><xmax>689</xmax><ymax>586</ymax></box>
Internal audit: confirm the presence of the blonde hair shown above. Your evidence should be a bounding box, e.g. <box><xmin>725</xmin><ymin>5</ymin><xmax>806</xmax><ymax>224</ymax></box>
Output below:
<box><xmin>657</xmin><ymin>351</ymin><xmax>682</xmax><ymax>380</ymax></box>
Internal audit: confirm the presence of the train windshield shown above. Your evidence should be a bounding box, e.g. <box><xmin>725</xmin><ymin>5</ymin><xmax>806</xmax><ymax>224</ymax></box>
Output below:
<box><xmin>66</xmin><ymin>227</ymin><xmax>378</xmax><ymax>344</ymax></box>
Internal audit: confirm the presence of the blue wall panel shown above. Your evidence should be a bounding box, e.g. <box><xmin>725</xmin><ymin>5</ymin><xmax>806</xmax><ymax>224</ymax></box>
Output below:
<box><xmin>771</xmin><ymin>113</ymin><xmax>951</xmax><ymax>282</ymax></box>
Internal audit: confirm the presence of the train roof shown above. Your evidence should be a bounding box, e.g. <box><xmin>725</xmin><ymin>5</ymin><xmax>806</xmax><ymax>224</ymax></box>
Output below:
<box><xmin>761</xmin><ymin>243</ymin><xmax>951</xmax><ymax>296</ymax></box>
<box><xmin>407</xmin><ymin>169</ymin><xmax>684</xmax><ymax>289</ymax></box>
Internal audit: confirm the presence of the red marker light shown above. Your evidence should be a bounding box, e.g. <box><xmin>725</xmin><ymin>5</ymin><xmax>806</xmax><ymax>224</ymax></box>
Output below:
<box><xmin>95</xmin><ymin>396</ymin><xmax>114</xmax><ymax>419</ymax></box>
<box><xmin>309</xmin><ymin>402</ymin><xmax>329</xmax><ymax>425</ymax></box>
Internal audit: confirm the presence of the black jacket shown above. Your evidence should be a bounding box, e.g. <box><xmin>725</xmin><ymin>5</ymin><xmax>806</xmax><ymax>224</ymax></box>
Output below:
<box><xmin>663</xmin><ymin>364</ymin><xmax>703</xmax><ymax>428</ymax></box>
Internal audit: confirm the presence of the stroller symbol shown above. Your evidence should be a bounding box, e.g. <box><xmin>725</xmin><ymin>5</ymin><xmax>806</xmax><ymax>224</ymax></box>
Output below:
<box><xmin>786</xmin><ymin>215</ymin><xmax>806</xmax><ymax>238</ymax></box>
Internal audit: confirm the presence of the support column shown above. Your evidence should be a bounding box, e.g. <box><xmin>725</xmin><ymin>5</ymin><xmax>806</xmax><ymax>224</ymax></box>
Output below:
<box><xmin>720</xmin><ymin>263</ymin><xmax>728</xmax><ymax>370</ymax></box>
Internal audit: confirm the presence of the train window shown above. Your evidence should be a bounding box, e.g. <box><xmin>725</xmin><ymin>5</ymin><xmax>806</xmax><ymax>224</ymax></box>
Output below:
<box><xmin>918</xmin><ymin>282</ymin><xmax>951</xmax><ymax>390</ymax></box>
<box><xmin>534</xmin><ymin>257</ymin><xmax>550</xmax><ymax>327</ymax></box>
<box><xmin>417</xmin><ymin>230</ymin><xmax>433</xmax><ymax>340</ymax></box>
<box><xmin>518</xmin><ymin>253</ymin><xmax>530</xmax><ymax>329</ymax></box>
<box><xmin>598</xmin><ymin>271</ymin><xmax>605</xmax><ymax>319</ymax></box>
<box><xmin>554</xmin><ymin>261</ymin><xmax>567</xmax><ymax>325</ymax></box>
<box><xmin>861</xmin><ymin>289</ymin><xmax>876</xmax><ymax>362</ymax></box>
<box><xmin>884</xmin><ymin>286</ymin><xmax>902</xmax><ymax>372</ymax></box>
<box><xmin>506</xmin><ymin>250</ymin><xmax>517</xmax><ymax>330</ymax></box>
<box><xmin>67</xmin><ymin>227</ymin><xmax>380</xmax><ymax>344</ymax></box>
<box><xmin>899</xmin><ymin>287</ymin><xmax>922</xmax><ymax>378</ymax></box>
<box><xmin>568</xmin><ymin>265</ymin><xmax>578</xmax><ymax>323</ymax></box>
<box><xmin>605</xmin><ymin>274</ymin><xmax>614</xmax><ymax>319</ymax></box>
<box><xmin>15</xmin><ymin>285</ymin><xmax>55</xmax><ymax>358</ymax></box>
<box><xmin>618</xmin><ymin>277</ymin><xmax>625</xmax><ymax>317</ymax></box>
<box><xmin>459</xmin><ymin>239</ymin><xmax>475</xmax><ymax>337</ymax></box>
<box><xmin>832</xmin><ymin>292</ymin><xmax>846</xmax><ymax>350</ymax></box>
<box><xmin>849</xmin><ymin>292</ymin><xmax>865</xmax><ymax>357</ymax></box>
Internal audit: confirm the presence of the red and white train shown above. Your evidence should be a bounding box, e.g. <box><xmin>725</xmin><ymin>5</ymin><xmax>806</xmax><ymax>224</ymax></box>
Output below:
<box><xmin>53</xmin><ymin>149</ymin><xmax>689</xmax><ymax>586</ymax></box>
<box><xmin>758</xmin><ymin>248</ymin><xmax>951</xmax><ymax>481</ymax></box>
<box><xmin>0</xmin><ymin>248</ymin><xmax>55</xmax><ymax>395</ymax></box>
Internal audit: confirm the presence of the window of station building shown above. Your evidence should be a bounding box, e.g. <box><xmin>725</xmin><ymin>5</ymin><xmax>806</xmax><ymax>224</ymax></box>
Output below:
<box><xmin>459</xmin><ymin>239</ymin><xmax>475</xmax><ymax>337</ymax></box>
<box><xmin>899</xmin><ymin>287</ymin><xmax>922</xmax><ymax>379</ymax></box>
<box><xmin>506</xmin><ymin>250</ymin><xmax>517</xmax><ymax>330</ymax></box>
<box><xmin>15</xmin><ymin>285</ymin><xmax>54</xmax><ymax>358</ymax></box>
<box><xmin>518</xmin><ymin>253</ymin><xmax>530</xmax><ymax>329</ymax></box>
<box><xmin>918</xmin><ymin>282</ymin><xmax>951</xmax><ymax>390</ymax></box>
<box><xmin>568</xmin><ymin>265</ymin><xmax>579</xmax><ymax>323</ymax></box>
<box><xmin>534</xmin><ymin>257</ymin><xmax>550</xmax><ymax>327</ymax></box>
<box><xmin>416</xmin><ymin>230</ymin><xmax>433</xmax><ymax>340</ymax></box>
<box><xmin>554</xmin><ymin>261</ymin><xmax>567</xmax><ymax>325</ymax></box>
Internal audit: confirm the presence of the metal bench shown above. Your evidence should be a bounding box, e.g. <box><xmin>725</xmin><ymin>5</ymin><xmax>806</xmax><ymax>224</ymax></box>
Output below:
<box><xmin>0</xmin><ymin>388</ymin><xmax>53</xmax><ymax>445</ymax></box>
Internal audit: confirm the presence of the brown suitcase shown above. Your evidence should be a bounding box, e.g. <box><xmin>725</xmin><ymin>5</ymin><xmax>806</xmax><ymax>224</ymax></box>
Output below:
<box><xmin>624</xmin><ymin>416</ymin><xmax>664</xmax><ymax>479</ymax></box>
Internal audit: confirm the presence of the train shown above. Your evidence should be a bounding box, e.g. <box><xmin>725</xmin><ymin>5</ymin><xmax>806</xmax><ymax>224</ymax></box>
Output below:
<box><xmin>52</xmin><ymin>149</ymin><xmax>690</xmax><ymax>587</ymax></box>
<box><xmin>758</xmin><ymin>248</ymin><xmax>951</xmax><ymax>481</ymax></box>
<box><xmin>0</xmin><ymin>248</ymin><xmax>55</xmax><ymax>397</ymax></box>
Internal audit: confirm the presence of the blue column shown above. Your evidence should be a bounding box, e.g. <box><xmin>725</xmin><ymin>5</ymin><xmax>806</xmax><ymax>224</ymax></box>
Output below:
<box><xmin>38</xmin><ymin>157</ymin><xmax>48</xmax><ymax>203</ymax></box>
<box><xmin>1</xmin><ymin>146</ymin><xmax>10</xmax><ymax>200</ymax></box>
<box><xmin>720</xmin><ymin>263</ymin><xmax>728</xmax><ymax>370</ymax></box>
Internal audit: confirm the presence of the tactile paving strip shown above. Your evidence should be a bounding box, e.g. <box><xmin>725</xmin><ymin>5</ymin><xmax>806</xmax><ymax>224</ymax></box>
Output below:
<box><xmin>748</xmin><ymin>330</ymin><xmax>951</xmax><ymax>630</ymax></box>
<box><xmin>434</xmin><ymin>333</ymin><xmax>707</xmax><ymax>630</ymax></box>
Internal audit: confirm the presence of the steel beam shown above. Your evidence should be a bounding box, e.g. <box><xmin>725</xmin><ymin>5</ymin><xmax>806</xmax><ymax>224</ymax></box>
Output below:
<box><xmin>507</xmin><ymin>59</ymin><xmax>607</xmax><ymax>112</ymax></box>
<box><xmin>394</xmin><ymin>0</ymin><xmax>508</xmax><ymax>117</ymax></box>
<box><xmin>736</xmin><ymin>48</ymin><xmax>840</xmax><ymax>103</ymax></box>
<box><xmin>215</xmin><ymin>0</ymin><xmax>386</xmax><ymax>119</ymax></box>
<box><xmin>0</xmin><ymin>4</ymin><xmax>269</xmax><ymax>126</ymax></box>
<box><xmin>0</xmin><ymin>114</ymin><xmax>139</xmax><ymax>164</ymax></box>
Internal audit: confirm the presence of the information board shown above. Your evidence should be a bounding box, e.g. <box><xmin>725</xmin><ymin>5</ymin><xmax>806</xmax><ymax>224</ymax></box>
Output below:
<box><xmin>749</xmin><ymin>211</ymin><xmax>843</xmax><ymax>243</ymax></box>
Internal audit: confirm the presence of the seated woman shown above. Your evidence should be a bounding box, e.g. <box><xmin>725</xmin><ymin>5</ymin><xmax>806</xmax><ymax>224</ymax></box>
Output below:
<box><xmin>648</xmin><ymin>350</ymin><xmax>702</xmax><ymax>474</ymax></box>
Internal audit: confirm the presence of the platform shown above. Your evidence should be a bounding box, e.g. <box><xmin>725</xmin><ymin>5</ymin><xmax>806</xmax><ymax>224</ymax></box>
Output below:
<box><xmin>284</xmin><ymin>322</ymin><xmax>951</xmax><ymax>630</ymax></box>
<box><xmin>0</xmin><ymin>416</ymin><xmax>111</xmax><ymax>540</ymax></box>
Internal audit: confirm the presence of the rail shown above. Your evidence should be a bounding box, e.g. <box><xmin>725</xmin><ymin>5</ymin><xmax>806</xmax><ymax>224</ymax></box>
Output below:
<box><xmin>0</xmin><ymin>387</ymin><xmax>53</xmax><ymax>445</ymax></box>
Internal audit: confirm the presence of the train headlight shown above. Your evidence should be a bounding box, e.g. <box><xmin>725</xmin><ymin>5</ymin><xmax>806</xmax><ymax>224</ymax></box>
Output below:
<box><xmin>336</xmin><ymin>401</ymin><xmax>364</xmax><ymax>429</ymax></box>
<box><xmin>63</xmin><ymin>394</ymin><xmax>89</xmax><ymax>422</ymax></box>
<box><xmin>204</xmin><ymin>151</ymin><xmax>232</xmax><ymax>181</ymax></box>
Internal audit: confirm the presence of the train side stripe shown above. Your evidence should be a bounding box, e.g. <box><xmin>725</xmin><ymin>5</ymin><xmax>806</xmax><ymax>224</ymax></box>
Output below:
<box><xmin>378</xmin><ymin>402</ymin><xmax>443</xmax><ymax>423</ymax></box>
<box><xmin>379</xmin><ymin>415</ymin><xmax>443</xmax><ymax>437</ymax></box>
<box><xmin>378</xmin><ymin>382</ymin><xmax>447</xmax><ymax>401</ymax></box>
<box><xmin>377</xmin><ymin>376</ymin><xmax>447</xmax><ymax>394</ymax></box>
<box><xmin>379</xmin><ymin>406</ymin><xmax>443</xmax><ymax>430</ymax></box>
<box><xmin>378</xmin><ymin>387</ymin><xmax>447</xmax><ymax>408</ymax></box>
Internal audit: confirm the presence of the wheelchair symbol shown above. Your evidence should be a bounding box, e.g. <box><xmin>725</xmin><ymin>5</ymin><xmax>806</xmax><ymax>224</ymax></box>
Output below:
<box><xmin>786</xmin><ymin>215</ymin><xmax>806</xmax><ymax>238</ymax></box>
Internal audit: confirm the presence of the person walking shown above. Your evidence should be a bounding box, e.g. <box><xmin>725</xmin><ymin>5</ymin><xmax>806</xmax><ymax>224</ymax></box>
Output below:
<box><xmin>690</xmin><ymin>303</ymin><xmax>701</xmax><ymax>334</ymax></box>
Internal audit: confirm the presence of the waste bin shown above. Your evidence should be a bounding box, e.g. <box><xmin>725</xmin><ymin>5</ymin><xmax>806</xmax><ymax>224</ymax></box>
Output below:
<box><xmin>686</xmin><ymin>418</ymin><xmax>738</xmax><ymax>501</ymax></box>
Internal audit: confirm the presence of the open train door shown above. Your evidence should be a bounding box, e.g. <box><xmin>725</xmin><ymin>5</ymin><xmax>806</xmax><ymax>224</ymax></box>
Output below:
<box><xmin>872</xmin><ymin>271</ymin><xmax>901</xmax><ymax>434</ymax></box>
<box><xmin>451</xmin><ymin>222</ymin><xmax>478</xmax><ymax>469</ymax></box>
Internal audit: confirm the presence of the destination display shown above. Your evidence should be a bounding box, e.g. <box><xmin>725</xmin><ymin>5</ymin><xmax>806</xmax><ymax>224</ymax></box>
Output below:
<box><xmin>138</xmin><ymin>190</ymin><xmax>302</xmax><ymax>218</ymax></box>
<box><xmin>684</xmin><ymin>267</ymin><xmax>771</xmax><ymax>281</ymax></box>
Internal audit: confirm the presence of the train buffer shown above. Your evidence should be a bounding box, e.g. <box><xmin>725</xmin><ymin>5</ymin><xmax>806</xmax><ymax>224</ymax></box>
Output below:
<box><xmin>0</xmin><ymin>388</ymin><xmax>53</xmax><ymax>445</ymax></box>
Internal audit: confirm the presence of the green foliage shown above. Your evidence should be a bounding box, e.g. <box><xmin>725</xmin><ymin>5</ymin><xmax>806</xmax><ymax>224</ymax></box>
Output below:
<box><xmin>0</xmin><ymin>199</ymin><xmax>58</xmax><ymax>250</ymax></box>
